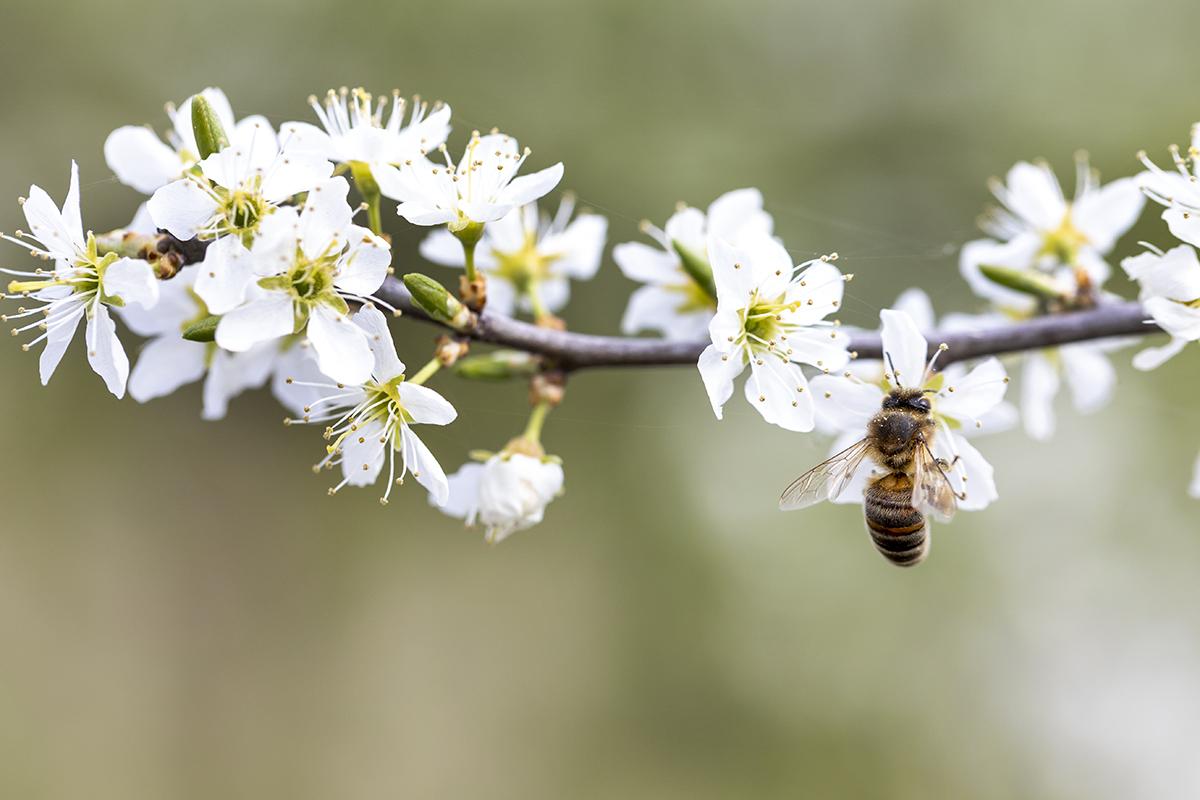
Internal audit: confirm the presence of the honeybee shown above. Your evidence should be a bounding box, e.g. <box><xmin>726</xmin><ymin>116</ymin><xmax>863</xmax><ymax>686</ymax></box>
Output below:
<box><xmin>779</xmin><ymin>385</ymin><xmax>963</xmax><ymax>567</ymax></box>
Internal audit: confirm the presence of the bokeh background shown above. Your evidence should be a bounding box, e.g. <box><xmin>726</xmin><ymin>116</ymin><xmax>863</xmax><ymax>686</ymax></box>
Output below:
<box><xmin>2</xmin><ymin>0</ymin><xmax>1199</xmax><ymax>797</ymax></box>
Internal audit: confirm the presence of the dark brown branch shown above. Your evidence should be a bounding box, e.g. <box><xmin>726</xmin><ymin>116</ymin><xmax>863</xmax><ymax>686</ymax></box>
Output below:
<box><xmin>110</xmin><ymin>231</ymin><xmax>1164</xmax><ymax>371</ymax></box>
<box><xmin>375</xmin><ymin>276</ymin><xmax>1162</xmax><ymax>370</ymax></box>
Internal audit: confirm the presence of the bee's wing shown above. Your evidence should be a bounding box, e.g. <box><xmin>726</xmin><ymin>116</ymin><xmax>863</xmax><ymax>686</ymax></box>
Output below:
<box><xmin>779</xmin><ymin>438</ymin><xmax>873</xmax><ymax>511</ymax></box>
<box><xmin>913</xmin><ymin>439</ymin><xmax>959</xmax><ymax>523</ymax></box>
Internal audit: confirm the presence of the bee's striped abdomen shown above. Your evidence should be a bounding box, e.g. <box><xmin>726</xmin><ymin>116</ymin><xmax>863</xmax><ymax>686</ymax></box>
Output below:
<box><xmin>863</xmin><ymin>474</ymin><xmax>928</xmax><ymax>568</ymax></box>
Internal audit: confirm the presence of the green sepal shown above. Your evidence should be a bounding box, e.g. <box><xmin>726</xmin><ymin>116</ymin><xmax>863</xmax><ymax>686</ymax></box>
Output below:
<box><xmin>182</xmin><ymin>314</ymin><xmax>221</xmax><ymax>342</ymax></box>
<box><xmin>191</xmin><ymin>93</ymin><xmax>230</xmax><ymax>159</ymax></box>
<box><xmin>672</xmin><ymin>240</ymin><xmax>717</xmax><ymax>301</ymax></box>
<box><xmin>452</xmin><ymin>349</ymin><xmax>540</xmax><ymax>381</ymax></box>
<box><xmin>319</xmin><ymin>292</ymin><xmax>350</xmax><ymax>316</ymax></box>
<box><xmin>403</xmin><ymin>272</ymin><xmax>470</xmax><ymax>329</ymax></box>
<box><xmin>978</xmin><ymin>264</ymin><xmax>1065</xmax><ymax>301</ymax></box>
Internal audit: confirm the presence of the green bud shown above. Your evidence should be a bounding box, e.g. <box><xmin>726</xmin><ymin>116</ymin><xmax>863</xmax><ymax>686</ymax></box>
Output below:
<box><xmin>453</xmin><ymin>350</ymin><xmax>540</xmax><ymax>381</ymax></box>
<box><xmin>182</xmin><ymin>314</ymin><xmax>221</xmax><ymax>342</ymax></box>
<box><xmin>191</xmin><ymin>93</ymin><xmax>230</xmax><ymax>160</ymax></box>
<box><xmin>403</xmin><ymin>273</ymin><xmax>472</xmax><ymax>329</ymax></box>
<box><xmin>672</xmin><ymin>240</ymin><xmax>717</xmax><ymax>301</ymax></box>
<box><xmin>978</xmin><ymin>264</ymin><xmax>1066</xmax><ymax>301</ymax></box>
<box><xmin>449</xmin><ymin>219</ymin><xmax>486</xmax><ymax>246</ymax></box>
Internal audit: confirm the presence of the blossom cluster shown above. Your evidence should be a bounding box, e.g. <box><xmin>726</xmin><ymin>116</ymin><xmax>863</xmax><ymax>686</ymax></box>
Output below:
<box><xmin>3</xmin><ymin>85</ymin><xmax>1199</xmax><ymax>555</ymax></box>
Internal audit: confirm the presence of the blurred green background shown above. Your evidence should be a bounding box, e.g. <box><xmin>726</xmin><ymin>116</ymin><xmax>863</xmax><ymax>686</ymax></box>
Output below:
<box><xmin>3</xmin><ymin>0</ymin><xmax>1200</xmax><ymax>797</ymax></box>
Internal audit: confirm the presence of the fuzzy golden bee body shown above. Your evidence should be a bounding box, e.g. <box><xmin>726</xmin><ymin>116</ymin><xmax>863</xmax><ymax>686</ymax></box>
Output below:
<box><xmin>780</xmin><ymin>386</ymin><xmax>960</xmax><ymax>568</ymax></box>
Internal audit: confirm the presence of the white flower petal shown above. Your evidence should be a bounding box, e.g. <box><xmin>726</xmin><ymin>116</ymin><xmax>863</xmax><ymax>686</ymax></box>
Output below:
<box><xmin>1190</xmin><ymin>452</ymin><xmax>1200</xmax><ymax>500</ymax></box>
<box><xmin>613</xmin><ymin>241</ymin><xmax>680</xmax><ymax>284</ymax></box>
<box><xmin>1164</xmin><ymin>206</ymin><xmax>1200</xmax><ymax>249</ymax></box>
<box><xmin>397</xmin><ymin>382</ymin><xmax>457</xmax><ymax>426</ymax></box>
<box><xmin>879</xmin><ymin>308</ymin><xmax>928</xmax><ymax>389</ymax></box>
<box><xmin>621</xmin><ymin>285</ymin><xmax>697</xmax><ymax>338</ymax></box>
<box><xmin>342</xmin><ymin>419</ymin><xmax>387</xmax><ymax>487</ymax></box>
<box><xmin>1144</xmin><ymin>296</ymin><xmax>1200</xmax><ymax>341</ymax></box>
<box><xmin>784</xmin><ymin>327</ymin><xmax>851</xmax><ymax>371</ymax></box>
<box><xmin>810</xmin><ymin>373</ymin><xmax>882</xmax><ymax>432</ymax></box>
<box><xmin>104</xmin><ymin>127</ymin><xmax>186</xmax><ymax>194</ymax></box>
<box><xmin>497</xmin><ymin>162</ymin><xmax>563</xmax><ymax>207</ymax></box>
<box><xmin>939</xmin><ymin>430</ymin><xmax>998</xmax><ymax>511</ymax></box>
<box><xmin>38</xmin><ymin>303</ymin><xmax>84</xmax><ymax>385</ymax></box>
<box><xmin>697</xmin><ymin>344</ymin><xmax>742</xmax><ymax>420</ymax></box>
<box><xmin>1132</xmin><ymin>337</ymin><xmax>1188</xmax><ymax>371</ymax></box>
<box><xmin>194</xmin><ymin>236</ymin><xmax>256</xmax><ymax>314</ymax></box>
<box><xmin>1072</xmin><ymin>176</ymin><xmax>1144</xmax><ymax>254</ymax></box>
<box><xmin>298</xmin><ymin>177</ymin><xmax>353</xmax><ymax>260</ymax></box>
<box><xmin>129</xmin><ymin>336</ymin><xmax>207</xmax><ymax>403</ymax></box>
<box><xmin>334</xmin><ymin>226</ymin><xmax>391</xmax><ymax>296</ymax></box>
<box><xmin>1020</xmin><ymin>352</ymin><xmax>1059</xmax><ymax>441</ymax></box>
<box><xmin>1060</xmin><ymin>344</ymin><xmax>1116</xmax><ymax>414</ymax></box>
<box><xmin>706</xmin><ymin>188</ymin><xmax>773</xmax><ymax>243</ymax></box>
<box><xmin>102</xmin><ymin>258</ymin><xmax>159</xmax><ymax>309</ymax></box>
<box><xmin>146</xmin><ymin>178</ymin><xmax>218</xmax><ymax>241</ymax></box>
<box><xmin>216</xmin><ymin>295</ymin><xmax>295</xmax><ymax>352</ymax></box>
<box><xmin>403</xmin><ymin>426</ymin><xmax>450</xmax><ymax>507</ymax></box>
<box><xmin>892</xmin><ymin>288</ymin><xmax>935</xmax><ymax>331</ymax></box>
<box><xmin>419</xmin><ymin>228</ymin><xmax>466</xmax><ymax>267</ymax></box>
<box><xmin>85</xmin><ymin>304</ymin><xmax>130</xmax><ymax>398</ymax></box>
<box><xmin>935</xmin><ymin>357</ymin><xmax>1008</xmax><ymax>422</ymax></box>
<box><xmin>306</xmin><ymin>305</ymin><xmax>374</xmax><ymax>385</ymax></box>
<box><xmin>743</xmin><ymin>357</ymin><xmax>815</xmax><ymax>432</ymax></box>
<box><xmin>351</xmin><ymin>305</ymin><xmax>405</xmax><ymax>381</ymax></box>
<box><xmin>439</xmin><ymin>462</ymin><xmax>485</xmax><ymax>523</ymax></box>
<box><xmin>204</xmin><ymin>342</ymin><xmax>279</xmax><ymax>420</ymax></box>
<box><xmin>1003</xmin><ymin>161</ymin><xmax>1067</xmax><ymax>231</ymax></box>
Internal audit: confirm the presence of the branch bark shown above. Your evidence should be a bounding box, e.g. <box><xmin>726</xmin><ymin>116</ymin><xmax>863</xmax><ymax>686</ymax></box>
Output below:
<box><xmin>374</xmin><ymin>276</ymin><xmax>1162</xmax><ymax>370</ymax></box>
<box><xmin>113</xmin><ymin>231</ymin><xmax>1164</xmax><ymax>372</ymax></box>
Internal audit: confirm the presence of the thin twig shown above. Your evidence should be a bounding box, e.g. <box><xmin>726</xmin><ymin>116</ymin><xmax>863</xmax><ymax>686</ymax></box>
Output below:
<box><xmin>111</xmin><ymin>231</ymin><xmax>1165</xmax><ymax>371</ymax></box>
<box><xmin>375</xmin><ymin>276</ymin><xmax>1162</xmax><ymax>370</ymax></box>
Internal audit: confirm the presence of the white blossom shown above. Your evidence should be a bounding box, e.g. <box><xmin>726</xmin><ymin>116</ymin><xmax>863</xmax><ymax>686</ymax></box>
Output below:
<box><xmin>372</xmin><ymin>130</ymin><xmax>563</xmax><ymax>229</ymax></box>
<box><xmin>213</xmin><ymin>177</ymin><xmax>391</xmax><ymax>385</ymax></box>
<box><xmin>280</xmin><ymin>88</ymin><xmax>451</xmax><ymax>178</ymax></box>
<box><xmin>696</xmin><ymin>233</ymin><xmax>850</xmax><ymax>432</ymax></box>
<box><xmin>105</xmin><ymin>87</ymin><xmax>268</xmax><ymax>195</ymax></box>
<box><xmin>419</xmin><ymin>195</ymin><xmax>606</xmax><ymax>317</ymax></box>
<box><xmin>810</xmin><ymin>309</ymin><xmax>1011</xmax><ymax>511</ymax></box>
<box><xmin>1121</xmin><ymin>244</ymin><xmax>1200</xmax><ymax>370</ymax></box>
<box><xmin>146</xmin><ymin>120</ymin><xmax>333</xmax><ymax>314</ymax></box>
<box><xmin>1137</xmin><ymin>124</ymin><xmax>1200</xmax><ymax>248</ymax></box>
<box><xmin>441</xmin><ymin>453</ymin><xmax>565</xmax><ymax>544</ymax></box>
<box><xmin>3</xmin><ymin>162</ymin><xmax>159</xmax><ymax>397</ymax></box>
<box><xmin>961</xmin><ymin>156</ymin><xmax>1143</xmax><ymax>312</ymax></box>
<box><xmin>121</xmin><ymin>264</ymin><xmax>322</xmax><ymax>419</ymax></box>
<box><xmin>295</xmin><ymin>305</ymin><xmax>456</xmax><ymax>506</ymax></box>
<box><xmin>615</xmin><ymin>188</ymin><xmax>773</xmax><ymax>340</ymax></box>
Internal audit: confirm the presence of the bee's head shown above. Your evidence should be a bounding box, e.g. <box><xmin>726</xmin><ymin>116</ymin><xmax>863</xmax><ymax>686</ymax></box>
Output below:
<box><xmin>882</xmin><ymin>387</ymin><xmax>932</xmax><ymax>414</ymax></box>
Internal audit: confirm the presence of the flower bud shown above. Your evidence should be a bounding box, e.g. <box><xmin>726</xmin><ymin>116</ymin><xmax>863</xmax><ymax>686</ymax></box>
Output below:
<box><xmin>978</xmin><ymin>264</ymin><xmax>1066</xmax><ymax>303</ymax></box>
<box><xmin>191</xmin><ymin>94</ymin><xmax>230</xmax><ymax>159</ymax></box>
<box><xmin>672</xmin><ymin>240</ymin><xmax>717</xmax><ymax>300</ymax></box>
<box><xmin>182</xmin><ymin>314</ymin><xmax>221</xmax><ymax>342</ymax></box>
<box><xmin>453</xmin><ymin>350</ymin><xmax>541</xmax><ymax>381</ymax></box>
<box><xmin>402</xmin><ymin>273</ymin><xmax>472</xmax><ymax>330</ymax></box>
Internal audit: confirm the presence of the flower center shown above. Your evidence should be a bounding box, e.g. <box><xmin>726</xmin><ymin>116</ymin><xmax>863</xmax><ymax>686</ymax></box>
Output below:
<box><xmin>216</xmin><ymin>184</ymin><xmax>270</xmax><ymax>241</ymax></box>
<box><xmin>1039</xmin><ymin>209</ymin><xmax>1089</xmax><ymax>265</ymax></box>
<box><xmin>493</xmin><ymin>233</ymin><xmax>557</xmax><ymax>291</ymax></box>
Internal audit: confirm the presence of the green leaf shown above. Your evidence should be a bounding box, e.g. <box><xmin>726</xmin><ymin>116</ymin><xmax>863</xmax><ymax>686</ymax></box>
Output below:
<box><xmin>191</xmin><ymin>93</ymin><xmax>230</xmax><ymax>160</ymax></box>
<box><xmin>182</xmin><ymin>314</ymin><xmax>221</xmax><ymax>342</ymax></box>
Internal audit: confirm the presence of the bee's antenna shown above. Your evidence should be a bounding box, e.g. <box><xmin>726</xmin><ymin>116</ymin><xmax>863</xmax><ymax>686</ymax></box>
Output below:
<box><xmin>884</xmin><ymin>351</ymin><xmax>903</xmax><ymax>387</ymax></box>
